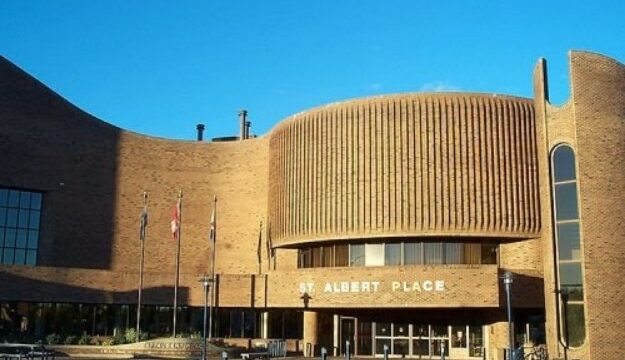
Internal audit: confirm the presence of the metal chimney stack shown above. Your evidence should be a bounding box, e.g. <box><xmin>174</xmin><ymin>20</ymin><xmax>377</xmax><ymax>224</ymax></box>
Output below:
<box><xmin>196</xmin><ymin>124</ymin><xmax>205</xmax><ymax>141</ymax></box>
<box><xmin>238</xmin><ymin>109</ymin><xmax>248</xmax><ymax>140</ymax></box>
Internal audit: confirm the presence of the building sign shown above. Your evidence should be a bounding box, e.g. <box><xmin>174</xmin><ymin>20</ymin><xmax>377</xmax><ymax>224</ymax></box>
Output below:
<box><xmin>299</xmin><ymin>280</ymin><xmax>445</xmax><ymax>294</ymax></box>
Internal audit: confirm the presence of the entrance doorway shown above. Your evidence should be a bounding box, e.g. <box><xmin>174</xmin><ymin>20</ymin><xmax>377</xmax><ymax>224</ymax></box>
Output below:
<box><xmin>340</xmin><ymin>317</ymin><xmax>356</xmax><ymax>355</ymax></box>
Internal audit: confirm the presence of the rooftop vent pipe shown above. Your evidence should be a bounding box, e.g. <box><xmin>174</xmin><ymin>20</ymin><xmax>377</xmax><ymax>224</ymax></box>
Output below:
<box><xmin>196</xmin><ymin>124</ymin><xmax>205</xmax><ymax>141</ymax></box>
<box><xmin>245</xmin><ymin>120</ymin><xmax>251</xmax><ymax>140</ymax></box>
<box><xmin>238</xmin><ymin>109</ymin><xmax>248</xmax><ymax>140</ymax></box>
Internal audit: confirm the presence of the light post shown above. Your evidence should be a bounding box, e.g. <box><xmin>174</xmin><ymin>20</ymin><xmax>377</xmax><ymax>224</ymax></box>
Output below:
<box><xmin>503</xmin><ymin>272</ymin><xmax>514</xmax><ymax>360</ymax></box>
<box><xmin>199</xmin><ymin>275</ymin><xmax>213</xmax><ymax>360</ymax></box>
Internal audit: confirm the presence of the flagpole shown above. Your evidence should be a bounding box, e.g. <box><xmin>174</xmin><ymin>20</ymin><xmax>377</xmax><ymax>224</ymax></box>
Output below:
<box><xmin>173</xmin><ymin>190</ymin><xmax>182</xmax><ymax>337</ymax></box>
<box><xmin>137</xmin><ymin>191</ymin><xmax>148</xmax><ymax>342</ymax></box>
<box><xmin>208</xmin><ymin>195</ymin><xmax>217</xmax><ymax>340</ymax></box>
<box><xmin>257</xmin><ymin>221</ymin><xmax>262</xmax><ymax>275</ymax></box>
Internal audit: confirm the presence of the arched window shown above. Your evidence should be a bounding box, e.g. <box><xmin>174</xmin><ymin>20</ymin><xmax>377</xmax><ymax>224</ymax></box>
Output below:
<box><xmin>551</xmin><ymin>144</ymin><xmax>586</xmax><ymax>347</ymax></box>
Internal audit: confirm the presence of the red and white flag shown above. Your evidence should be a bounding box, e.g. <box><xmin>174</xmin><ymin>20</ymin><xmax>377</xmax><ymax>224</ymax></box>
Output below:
<box><xmin>171</xmin><ymin>198</ymin><xmax>181</xmax><ymax>241</ymax></box>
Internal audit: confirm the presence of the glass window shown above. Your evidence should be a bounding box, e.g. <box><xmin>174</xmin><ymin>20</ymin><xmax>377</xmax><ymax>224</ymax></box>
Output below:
<box><xmin>445</xmin><ymin>243</ymin><xmax>463</xmax><ymax>264</ymax></box>
<box><xmin>18</xmin><ymin>209</ymin><xmax>29</xmax><ymax>228</ymax></box>
<box><xmin>376</xmin><ymin>322</ymin><xmax>391</xmax><ymax>336</ymax></box>
<box><xmin>553</xmin><ymin>145</ymin><xmax>576</xmax><ymax>182</ymax></box>
<box><xmin>357</xmin><ymin>321</ymin><xmax>372</xmax><ymax>356</ymax></box>
<box><xmin>6</xmin><ymin>209</ymin><xmax>17</xmax><ymax>227</ymax></box>
<box><xmin>424</xmin><ymin>243</ymin><xmax>443</xmax><ymax>264</ymax></box>
<box><xmin>394</xmin><ymin>323</ymin><xmax>409</xmax><ymax>337</ymax></box>
<box><xmin>451</xmin><ymin>325</ymin><xmax>466</xmax><ymax>348</ymax></box>
<box><xmin>559</xmin><ymin>262</ymin><xmax>583</xmax><ymax>287</ymax></box>
<box><xmin>298</xmin><ymin>240</ymin><xmax>501</xmax><ymax>268</ymax></box>
<box><xmin>413</xmin><ymin>324</ymin><xmax>428</xmax><ymax>338</ymax></box>
<box><xmin>481</xmin><ymin>242</ymin><xmax>498</xmax><ymax>264</ymax></box>
<box><xmin>30</xmin><ymin>193</ymin><xmax>42</xmax><ymax>210</ymax></box>
<box><xmin>557</xmin><ymin>223</ymin><xmax>581</xmax><ymax>260</ymax></box>
<box><xmin>5</xmin><ymin>229</ymin><xmax>16</xmax><ymax>247</ymax></box>
<box><xmin>384</xmin><ymin>243</ymin><xmax>401</xmax><ymax>266</ymax></box>
<box><xmin>431</xmin><ymin>339</ymin><xmax>449</xmax><ymax>356</ymax></box>
<box><xmin>392</xmin><ymin>339</ymin><xmax>409</xmax><ymax>355</ymax></box>
<box><xmin>365</xmin><ymin>243</ymin><xmax>384</xmax><ymax>266</ymax></box>
<box><xmin>29</xmin><ymin>210</ymin><xmax>40</xmax><ymax>230</ymax></box>
<box><xmin>349</xmin><ymin>244</ymin><xmax>365</xmax><ymax>267</ymax></box>
<box><xmin>8</xmin><ymin>191</ymin><xmax>19</xmax><ymax>207</ymax></box>
<box><xmin>555</xmin><ymin>183</ymin><xmax>579</xmax><ymax>221</ymax></box>
<box><xmin>16</xmin><ymin>229</ymin><xmax>27</xmax><ymax>248</ymax></box>
<box><xmin>335</xmin><ymin>244</ymin><xmax>348</xmax><ymax>267</ymax></box>
<box><xmin>322</xmin><ymin>245</ymin><xmax>334</xmax><ymax>267</ymax></box>
<box><xmin>412</xmin><ymin>339</ymin><xmax>429</xmax><ymax>356</ymax></box>
<box><xmin>375</xmin><ymin>338</ymin><xmax>391</xmax><ymax>355</ymax></box>
<box><xmin>312</xmin><ymin>247</ymin><xmax>322</xmax><ymax>268</ymax></box>
<box><xmin>0</xmin><ymin>189</ymin><xmax>7</xmax><ymax>206</ymax></box>
<box><xmin>404</xmin><ymin>242</ymin><xmax>422</xmax><ymax>265</ymax></box>
<box><xmin>469</xmin><ymin>326</ymin><xmax>483</xmax><ymax>357</ymax></box>
<box><xmin>431</xmin><ymin>325</ymin><xmax>448</xmax><ymax>338</ymax></box>
<box><xmin>551</xmin><ymin>144</ymin><xmax>586</xmax><ymax>347</ymax></box>
<box><xmin>564</xmin><ymin>303</ymin><xmax>586</xmax><ymax>347</ymax></box>
<box><xmin>298</xmin><ymin>248</ymin><xmax>310</xmax><ymax>268</ymax></box>
<box><xmin>0</xmin><ymin>188</ymin><xmax>42</xmax><ymax>266</ymax></box>
<box><xmin>3</xmin><ymin>248</ymin><xmax>14</xmax><ymax>264</ymax></box>
<box><xmin>26</xmin><ymin>250</ymin><xmax>37</xmax><ymax>265</ymax></box>
<box><xmin>19</xmin><ymin>192</ymin><xmax>31</xmax><ymax>208</ymax></box>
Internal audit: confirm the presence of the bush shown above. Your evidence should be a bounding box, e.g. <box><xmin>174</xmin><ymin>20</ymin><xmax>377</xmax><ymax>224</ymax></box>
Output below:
<box><xmin>112</xmin><ymin>331</ymin><xmax>125</xmax><ymax>345</ymax></box>
<box><xmin>46</xmin><ymin>333</ymin><xmax>61</xmax><ymax>345</ymax></box>
<box><xmin>64</xmin><ymin>335</ymin><xmax>78</xmax><ymax>345</ymax></box>
<box><xmin>78</xmin><ymin>333</ymin><xmax>91</xmax><ymax>345</ymax></box>
<box><xmin>139</xmin><ymin>331</ymin><xmax>149</xmax><ymax>342</ymax></box>
<box><xmin>124</xmin><ymin>328</ymin><xmax>137</xmax><ymax>344</ymax></box>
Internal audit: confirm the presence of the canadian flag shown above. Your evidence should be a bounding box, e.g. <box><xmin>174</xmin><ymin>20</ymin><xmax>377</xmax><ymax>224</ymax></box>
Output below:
<box><xmin>171</xmin><ymin>198</ymin><xmax>181</xmax><ymax>241</ymax></box>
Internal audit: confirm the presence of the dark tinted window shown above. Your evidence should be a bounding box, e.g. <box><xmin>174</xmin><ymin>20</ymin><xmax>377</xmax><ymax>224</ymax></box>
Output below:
<box><xmin>553</xmin><ymin>145</ymin><xmax>576</xmax><ymax>182</ymax></box>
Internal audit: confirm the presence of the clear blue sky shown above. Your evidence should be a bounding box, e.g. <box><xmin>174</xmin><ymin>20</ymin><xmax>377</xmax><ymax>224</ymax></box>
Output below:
<box><xmin>2</xmin><ymin>1</ymin><xmax>624</xmax><ymax>140</ymax></box>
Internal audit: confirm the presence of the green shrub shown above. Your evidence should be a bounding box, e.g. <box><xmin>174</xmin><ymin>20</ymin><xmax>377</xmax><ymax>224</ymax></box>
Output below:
<box><xmin>124</xmin><ymin>328</ymin><xmax>137</xmax><ymax>344</ymax></box>
<box><xmin>64</xmin><ymin>335</ymin><xmax>78</xmax><ymax>345</ymax></box>
<box><xmin>112</xmin><ymin>331</ymin><xmax>125</xmax><ymax>345</ymax></box>
<box><xmin>46</xmin><ymin>333</ymin><xmax>61</xmax><ymax>345</ymax></box>
<box><xmin>78</xmin><ymin>333</ymin><xmax>91</xmax><ymax>345</ymax></box>
<box><xmin>139</xmin><ymin>331</ymin><xmax>149</xmax><ymax>341</ymax></box>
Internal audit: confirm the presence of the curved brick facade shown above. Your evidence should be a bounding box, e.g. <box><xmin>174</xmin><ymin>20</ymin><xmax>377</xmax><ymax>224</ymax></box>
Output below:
<box><xmin>268</xmin><ymin>94</ymin><xmax>539</xmax><ymax>247</ymax></box>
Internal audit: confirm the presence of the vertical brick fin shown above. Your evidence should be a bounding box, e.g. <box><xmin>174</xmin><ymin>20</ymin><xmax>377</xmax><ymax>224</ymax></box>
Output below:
<box><xmin>450</xmin><ymin>98</ymin><xmax>463</xmax><ymax>228</ymax></box>
<box><xmin>438</xmin><ymin>98</ymin><xmax>449</xmax><ymax>230</ymax></box>
<box><xmin>478</xmin><ymin>98</ymin><xmax>490</xmax><ymax>231</ymax></box>
<box><xmin>268</xmin><ymin>94</ymin><xmax>539</xmax><ymax>246</ymax></box>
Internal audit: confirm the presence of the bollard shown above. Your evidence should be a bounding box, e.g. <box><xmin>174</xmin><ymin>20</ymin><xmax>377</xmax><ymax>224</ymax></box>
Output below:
<box><xmin>321</xmin><ymin>347</ymin><xmax>327</xmax><ymax>360</ymax></box>
<box><xmin>221</xmin><ymin>351</ymin><xmax>228</xmax><ymax>360</ymax></box>
<box><xmin>383</xmin><ymin>344</ymin><xmax>389</xmax><ymax>360</ymax></box>
<box><xmin>345</xmin><ymin>340</ymin><xmax>350</xmax><ymax>360</ymax></box>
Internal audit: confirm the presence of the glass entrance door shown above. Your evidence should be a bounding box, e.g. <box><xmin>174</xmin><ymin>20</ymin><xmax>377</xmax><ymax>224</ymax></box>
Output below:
<box><xmin>340</xmin><ymin>317</ymin><xmax>356</xmax><ymax>355</ymax></box>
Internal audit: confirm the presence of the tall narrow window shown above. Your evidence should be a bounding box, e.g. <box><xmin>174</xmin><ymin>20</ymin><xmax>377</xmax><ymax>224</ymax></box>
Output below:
<box><xmin>0</xmin><ymin>188</ymin><xmax>42</xmax><ymax>266</ymax></box>
<box><xmin>551</xmin><ymin>144</ymin><xmax>586</xmax><ymax>347</ymax></box>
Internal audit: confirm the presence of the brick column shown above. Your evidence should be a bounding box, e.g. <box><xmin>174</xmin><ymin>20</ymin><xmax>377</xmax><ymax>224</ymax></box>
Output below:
<box><xmin>303</xmin><ymin>311</ymin><xmax>318</xmax><ymax>357</ymax></box>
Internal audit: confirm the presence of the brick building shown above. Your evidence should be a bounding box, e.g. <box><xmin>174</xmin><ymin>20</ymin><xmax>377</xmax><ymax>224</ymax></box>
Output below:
<box><xmin>0</xmin><ymin>51</ymin><xmax>623</xmax><ymax>360</ymax></box>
